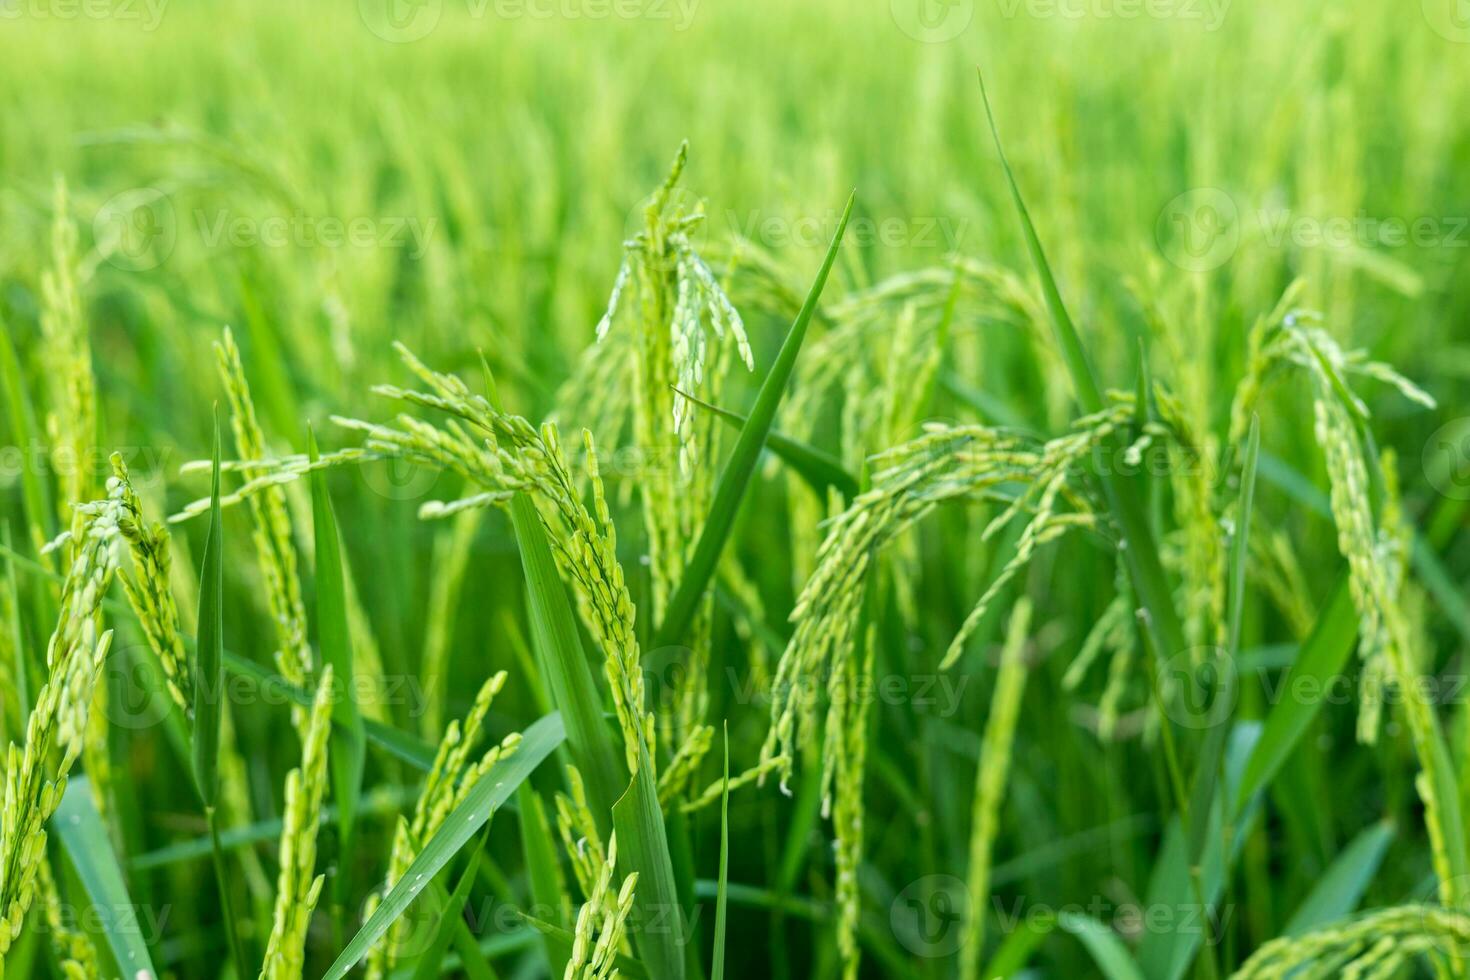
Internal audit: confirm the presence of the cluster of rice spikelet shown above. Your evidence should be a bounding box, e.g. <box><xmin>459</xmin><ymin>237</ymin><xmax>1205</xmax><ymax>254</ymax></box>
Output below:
<box><xmin>364</xmin><ymin>671</ymin><xmax>520</xmax><ymax>979</ymax></box>
<box><xmin>1228</xmin><ymin>298</ymin><xmax>1459</xmax><ymax>907</ymax></box>
<box><xmin>1230</xmin><ymin>906</ymin><xmax>1470</xmax><ymax>978</ymax></box>
<box><xmin>0</xmin><ymin>489</ymin><xmax>123</xmax><ymax>954</ymax></box>
<box><xmin>591</xmin><ymin>142</ymin><xmax>751</xmax><ymax>756</ymax></box>
<box><xmin>109</xmin><ymin>453</ymin><xmax>193</xmax><ymax>717</ymax></box>
<box><xmin>258</xmin><ymin>666</ymin><xmax>335</xmax><ymax>980</ymax></box>
<box><xmin>563</xmin><ymin>832</ymin><xmax>638</xmax><ymax>980</ymax></box>
<box><xmin>38</xmin><ymin>857</ymin><xmax>100</xmax><ymax>978</ymax></box>
<box><xmin>216</xmin><ymin>326</ymin><xmax>315</xmax><ymax>704</ymax></box>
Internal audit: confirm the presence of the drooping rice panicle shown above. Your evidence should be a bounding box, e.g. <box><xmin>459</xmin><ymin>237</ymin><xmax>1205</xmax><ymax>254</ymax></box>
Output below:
<box><xmin>0</xmin><ymin>491</ymin><xmax>122</xmax><ymax>955</ymax></box>
<box><xmin>762</xmin><ymin>413</ymin><xmax>1120</xmax><ymax>791</ymax></box>
<box><xmin>1230</xmin><ymin>906</ymin><xmax>1470</xmax><ymax>978</ymax></box>
<box><xmin>364</xmin><ymin>671</ymin><xmax>520</xmax><ymax>978</ymax></box>
<box><xmin>587</xmin><ymin>144</ymin><xmax>752</xmax><ymax>752</ymax></box>
<box><xmin>193</xmin><ymin>343</ymin><xmax>656</xmax><ymax>772</ymax></box>
<box><xmin>1234</xmin><ymin>304</ymin><xmax>1464</xmax><ymax>905</ymax></box>
<box><xmin>960</xmin><ymin>598</ymin><xmax>1032</xmax><ymax>980</ymax></box>
<box><xmin>830</xmin><ymin>624</ymin><xmax>875</xmax><ymax>980</ymax></box>
<box><xmin>215</xmin><ymin>326</ymin><xmax>314</xmax><ymax>703</ymax></box>
<box><xmin>258</xmin><ymin>665</ymin><xmax>334</xmax><ymax>980</ymax></box>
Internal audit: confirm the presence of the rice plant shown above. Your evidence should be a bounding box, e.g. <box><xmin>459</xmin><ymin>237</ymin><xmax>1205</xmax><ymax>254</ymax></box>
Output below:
<box><xmin>2</xmin><ymin>2</ymin><xmax>1470</xmax><ymax>977</ymax></box>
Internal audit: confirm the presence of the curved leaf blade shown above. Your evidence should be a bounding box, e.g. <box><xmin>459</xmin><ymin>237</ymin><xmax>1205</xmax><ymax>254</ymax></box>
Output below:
<box><xmin>53</xmin><ymin>777</ymin><xmax>159</xmax><ymax>980</ymax></box>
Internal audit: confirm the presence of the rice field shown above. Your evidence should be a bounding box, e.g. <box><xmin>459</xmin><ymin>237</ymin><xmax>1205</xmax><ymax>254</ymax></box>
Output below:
<box><xmin>2</xmin><ymin>0</ymin><xmax>1470</xmax><ymax>977</ymax></box>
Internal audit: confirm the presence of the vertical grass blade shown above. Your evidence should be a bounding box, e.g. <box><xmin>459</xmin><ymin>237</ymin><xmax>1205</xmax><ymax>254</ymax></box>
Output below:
<box><xmin>193</xmin><ymin>408</ymin><xmax>225</xmax><ymax>808</ymax></box>
<box><xmin>193</xmin><ymin>407</ymin><xmax>249</xmax><ymax>979</ymax></box>
<box><xmin>654</xmin><ymin>190</ymin><xmax>856</xmax><ymax>649</ymax></box>
<box><xmin>974</xmin><ymin>72</ymin><xmax>1186</xmax><ymax>663</ymax></box>
<box><xmin>612</xmin><ymin>746</ymin><xmax>688</xmax><ymax>980</ymax></box>
<box><xmin>308</xmin><ymin>428</ymin><xmax>366</xmax><ymax>855</ymax></box>
<box><xmin>508</xmin><ymin>494</ymin><xmax>625</xmax><ymax>826</ymax></box>
<box><xmin>518</xmin><ymin>784</ymin><xmax>572</xmax><ymax>976</ymax></box>
<box><xmin>1185</xmin><ymin>416</ymin><xmax>1258</xmax><ymax>864</ymax></box>
<box><xmin>710</xmin><ymin>723</ymin><xmax>730</xmax><ymax>980</ymax></box>
<box><xmin>319</xmin><ymin>712</ymin><xmax>566</xmax><ymax>980</ymax></box>
<box><xmin>52</xmin><ymin>776</ymin><xmax>159</xmax><ymax>980</ymax></box>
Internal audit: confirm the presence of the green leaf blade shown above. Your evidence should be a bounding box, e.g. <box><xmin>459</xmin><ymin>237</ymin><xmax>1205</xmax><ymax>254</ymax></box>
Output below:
<box><xmin>309</xmin><ymin>428</ymin><xmax>366</xmax><ymax>845</ymax></box>
<box><xmin>52</xmin><ymin>777</ymin><xmax>160</xmax><ymax>980</ymax></box>
<box><xmin>319</xmin><ymin>711</ymin><xmax>566</xmax><ymax>980</ymax></box>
